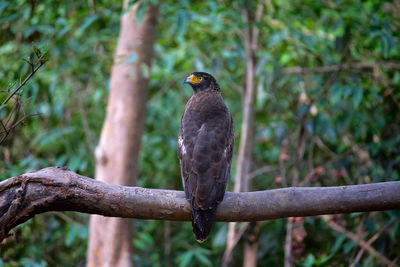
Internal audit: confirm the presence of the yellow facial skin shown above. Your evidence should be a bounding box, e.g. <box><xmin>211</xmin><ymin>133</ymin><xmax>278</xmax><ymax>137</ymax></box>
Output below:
<box><xmin>187</xmin><ymin>74</ymin><xmax>203</xmax><ymax>84</ymax></box>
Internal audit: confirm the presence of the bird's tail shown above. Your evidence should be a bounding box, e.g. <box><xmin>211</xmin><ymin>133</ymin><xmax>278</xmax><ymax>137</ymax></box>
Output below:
<box><xmin>191</xmin><ymin>208</ymin><xmax>217</xmax><ymax>243</ymax></box>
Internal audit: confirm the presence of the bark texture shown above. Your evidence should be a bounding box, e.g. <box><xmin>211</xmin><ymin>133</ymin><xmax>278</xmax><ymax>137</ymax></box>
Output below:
<box><xmin>1</xmin><ymin>167</ymin><xmax>399</xmax><ymax>243</ymax></box>
<box><xmin>224</xmin><ymin>4</ymin><xmax>260</xmax><ymax>266</ymax></box>
<box><xmin>87</xmin><ymin>3</ymin><xmax>158</xmax><ymax>267</ymax></box>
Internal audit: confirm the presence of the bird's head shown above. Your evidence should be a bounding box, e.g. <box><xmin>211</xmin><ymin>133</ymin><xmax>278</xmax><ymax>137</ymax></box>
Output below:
<box><xmin>183</xmin><ymin>72</ymin><xmax>220</xmax><ymax>93</ymax></box>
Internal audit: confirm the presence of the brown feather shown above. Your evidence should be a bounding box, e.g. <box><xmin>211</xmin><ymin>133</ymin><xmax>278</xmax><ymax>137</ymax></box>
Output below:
<box><xmin>178</xmin><ymin>83</ymin><xmax>234</xmax><ymax>242</ymax></box>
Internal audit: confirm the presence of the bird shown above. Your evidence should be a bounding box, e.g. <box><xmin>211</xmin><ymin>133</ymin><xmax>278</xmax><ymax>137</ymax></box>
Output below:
<box><xmin>178</xmin><ymin>72</ymin><xmax>234</xmax><ymax>242</ymax></box>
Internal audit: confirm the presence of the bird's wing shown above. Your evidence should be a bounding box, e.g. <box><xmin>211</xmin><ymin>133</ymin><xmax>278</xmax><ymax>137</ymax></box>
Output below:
<box><xmin>187</xmin><ymin>118</ymin><xmax>233</xmax><ymax>210</ymax></box>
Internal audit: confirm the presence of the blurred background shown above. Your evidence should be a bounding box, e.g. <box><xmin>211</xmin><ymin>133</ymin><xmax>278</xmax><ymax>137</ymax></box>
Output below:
<box><xmin>1</xmin><ymin>0</ymin><xmax>399</xmax><ymax>266</ymax></box>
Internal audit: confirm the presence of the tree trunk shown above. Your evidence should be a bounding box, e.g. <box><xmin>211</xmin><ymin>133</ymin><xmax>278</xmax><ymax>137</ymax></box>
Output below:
<box><xmin>244</xmin><ymin>222</ymin><xmax>260</xmax><ymax>267</ymax></box>
<box><xmin>87</xmin><ymin>2</ymin><xmax>158</xmax><ymax>267</ymax></box>
<box><xmin>239</xmin><ymin>8</ymin><xmax>259</xmax><ymax>267</ymax></box>
<box><xmin>223</xmin><ymin>5</ymin><xmax>259</xmax><ymax>267</ymax></box>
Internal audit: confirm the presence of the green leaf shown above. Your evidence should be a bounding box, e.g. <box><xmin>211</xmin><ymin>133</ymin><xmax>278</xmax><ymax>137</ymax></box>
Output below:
<box><xmin>330</xmin><ymin>84</ymin><xmax>343</xmax><ymax>104</ymax></box>
<box><xmin>194</xmin><ymin>249</ymin><xmax>212</xmax><ymax>266</ymax></box>
<box><xmin>178</xmin><ymin>251</ymin><xmax>194</xmax><ymax>267</ymax></box>
<box><xmin>212</xmin><ymin>223</ymin><xmax>227</xmax><ymax>248</ymax></box>
<box><xmin>303</xmin><ymin>254</ymin><xmax>316</xmax><ymax>267</ymax></box>
<box><xmin>75</xmin><ymin>15</ymin><xmax>98</xmax><ymax>37</ymax></box>
<box><xmin>315</xmin><ymin>254</ymin><xmax>334</xmax><ymax>265</ymax></box>
<box><xmin>0</xmin><ymin>2</ymin><xmax>9</xmax><ymax>15</ymax></box>
<box><xmin>343</xmin><ymin>240</ymin><xmax>355</xmax><ymax>254</ymax></box>
<box><xmin>175</xmin><ymin>10</ymin><xmax>188</xmax><ymax>37</ymax></box>
<box><xmin>352</xmin><ymin>87</ymin><xmax>363</xmax><ymax>108</ymax></box>
<box><xmin>331</xmin><ymin>235</ymin><xmax>346</xmax><ymax>253</ymax></box>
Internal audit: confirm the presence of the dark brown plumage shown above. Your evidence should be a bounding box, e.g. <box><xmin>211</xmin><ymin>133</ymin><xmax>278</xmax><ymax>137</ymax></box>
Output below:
<box><xmin>178</xmin><ymin>72</ymin><xmax>234</xmax><ymax>242</ymax></box>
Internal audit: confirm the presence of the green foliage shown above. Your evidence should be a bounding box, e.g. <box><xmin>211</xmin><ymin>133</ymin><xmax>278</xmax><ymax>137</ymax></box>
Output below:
<box><xmin>1</xmin><ymin>0</ymin><xmax>399</xmax><ymax>266</ymax></box>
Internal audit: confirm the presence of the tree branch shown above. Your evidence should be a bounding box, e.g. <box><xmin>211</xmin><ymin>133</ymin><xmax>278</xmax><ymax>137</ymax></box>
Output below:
<box><xmin>322</xmin><ymin>217</ymin><xmax>395</xmax><ymax>266</ymax></box>
<box><xmin>281</xmin><ymin>61</ymin><xmax>400</xmax><ymax>75</ymax></box>
<box><xmin>1</xmin><ymin>167</ymin><xmax>399</xmax><ymax>243</ymax></box>
<box><xmin>1</xmin><ymin>54</ymin><xmax>47</xmax><ymax>107</ymax></box>
<box><xmin>351</xmin><ymin>218</ymin><xmax>398</xmax><ymax>266</ymax></box>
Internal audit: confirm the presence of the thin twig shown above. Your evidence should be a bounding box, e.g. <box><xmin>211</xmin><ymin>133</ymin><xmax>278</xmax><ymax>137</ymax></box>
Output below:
<box><xmin>0</xmin><ymin>120</ymin><xmax>7</xmax><ymax>133</ymax></box>
<box><xmin>322</xmin><ymin>217</ymin><xmax>394</xmax><ymax>266</ymax></box>
<box><xmin>312</xmin><ymin>136</ymin><xmax>337</xmax><ymax>157</ymax></box>
<box><xmin>281</xmin><ymin>61</ymin><xmax>400</xmax><ymax>75</ymax></box>
<box><xmin>247</xmin><ymin>165</ymin><xmax>278</xmax><ymax>180</ymax></box>
<box><xmin>350</xmin><ymin>218</ymin><xmax>399</xmax><ymax>266</ymax></box>
<box><xmin>298</xmin><ymin>42</ymin><xmax>351</xmax><ymax>126</ymax></box>
<box><xmin>284</xmin><ymin>219</ymin><xmax>294</xmax><ymax>267</ymax></box>
<box><xmin>224</xmin><ymin>3</ymin><xmax>263</xmax><ymax>265</ymax></box>
<box><xmin>1</xmin><ymin>53</ymin><xmax>47</xmax><ymax>145</ymax></box>
<box><xmin>284</xmin><ymin>38</ymin><xmax>352</xmax><ymax>267</ymax></box>
<box><xmin>4</xmin><ymin>96</ymin><xmax>21</xmax><ymax>128</ymax></box>
<box><xmin>293</xmin><ymin>40</ymin><xmax>351</xmax><ymax>185</ymax></box>
<box><xmin>0</xmin><ymin>113</ymin><xmax>41</xmax><ymax>144</ymax></box>
<box><xmin>222</xmin><ymin>222</ymin><xmax>250</xmax><ymax>267</ymax></box>
<box><xmin>51</xmin><ymin>212</ymin><xmax>86</xmax><ymax>226</ymax></box>
<box><xmin>279</xmin><ymin>138</ymin><xmax>289</xmax><ymax>187</ymax></box>
<box><xmin>1</xmin><ymin>55</ymin><xmax>46</xmax><ymax>107</ymax></box>
<box><xmin>0</xmin><ymin>113</ymin><xmax>41</xmax><ymax>135</ymax></box>
<box><xmin>77</xmin><ymin>82</ymin><xmax>96</xmax><ymax>151</ymax></box>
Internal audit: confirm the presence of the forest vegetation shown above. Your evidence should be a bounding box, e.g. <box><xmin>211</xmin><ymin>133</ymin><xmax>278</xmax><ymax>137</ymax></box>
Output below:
<box><xmin>1</xmin><ymin>0</ymin><xmax>399</xmax><ymax>266</ymax></box>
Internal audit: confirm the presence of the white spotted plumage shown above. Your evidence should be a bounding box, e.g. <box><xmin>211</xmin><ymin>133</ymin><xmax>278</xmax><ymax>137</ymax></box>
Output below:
<box><xmin>178</xmin><ymin>135</ymin><xmax>186</xmax><ymax>155</ymax></box>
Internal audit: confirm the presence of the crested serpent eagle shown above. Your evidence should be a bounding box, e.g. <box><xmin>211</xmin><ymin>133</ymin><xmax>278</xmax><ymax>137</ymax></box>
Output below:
<box><xmin>178</xmin><ymin>72</ymin><xmax>234</xmax><ymax>242</ymax></box>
